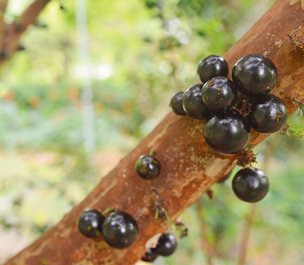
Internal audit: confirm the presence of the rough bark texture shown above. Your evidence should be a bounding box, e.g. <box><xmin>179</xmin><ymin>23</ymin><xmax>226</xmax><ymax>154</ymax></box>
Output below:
<box><xmin>4</xmin><ymin>0</ymin><xmax>304</xmax><ymax>265</ymax></box>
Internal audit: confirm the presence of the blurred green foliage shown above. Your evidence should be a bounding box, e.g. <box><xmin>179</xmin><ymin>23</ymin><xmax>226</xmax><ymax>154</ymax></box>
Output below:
<box><xmin>0</xmin><ymin>0</ymin><xmax>303</xmax><ymax>264</ymax></box>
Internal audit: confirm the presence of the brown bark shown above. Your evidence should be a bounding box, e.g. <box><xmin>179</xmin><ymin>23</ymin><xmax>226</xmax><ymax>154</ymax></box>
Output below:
<box><xmin>4</xmin><ymin>0</ymin><xmax>304</xmax><ymax>264</ymax></box>
<box><xmin>0</xmin><ymin>0</ymin><xmax>52</xmax><ymax>64</ymax></box>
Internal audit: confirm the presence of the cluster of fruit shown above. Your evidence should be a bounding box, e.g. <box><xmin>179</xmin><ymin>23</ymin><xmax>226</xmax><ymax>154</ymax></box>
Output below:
<box><xmin>78</xmin><ymin>209</ymin><xmax>138</xmax><ymax>249</ymax></box>
<box><xmin>77</xmin><ymin>155</ymin><xmax>177</xmax><ymax>262</ymax></box>
<box><xmin>77</xmin><ymin>54</ymin><xmax>289</xmax><ymax>262</ymax></box>
<box><xmin>77</xmin><ymin>208</ymin><xmax>178</xmax><ymax>262</ymax></box>
<box><xmin>170</xmin><ymin>54</ymin><xmax>288</xmax><ymax>203</ymax></box>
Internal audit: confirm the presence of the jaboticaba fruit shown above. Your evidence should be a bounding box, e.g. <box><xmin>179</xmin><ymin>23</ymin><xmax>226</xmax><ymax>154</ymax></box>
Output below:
<box><xmin>141</xmin><ymin>248</ymin><xmax>159</xmax><ymax>262</ymax></box>
<box><xmin>201</xmin><ymin>76</ymin><xmax>235</xmax><ymax>111</ymax></box>
<box><xmin>155</xmin><ymin>233</ymin><xmax>178</xmax><ymax>257</ymax></box>
<box><xmin>232</xmin><ymin>167</ymin><xmax>269</xmax><ymax>203</ymax></box>
<box><xmin>77</xmin><ymin>209</ymin><xmax>104</xmax><ymax>238</ymax></box>
<box><xmin>170</xmin><ymin>91</ymin><xmax>187</xmax><ymax>116</ymax></box>
<box><xmin>182</xmin><ymin>84</ymin><xmax>210</xmax><ymax>120</ymax></box>
<box><xmin>197</xmin><ymin>55</ymin><xmax>229</xmax><ymax>83</ymax></box>
<box><xmin>232</xmin><ymin>54</ymin><xmax>277</xmax><ymax>95</ymax></box>
<box><xmin>249</xmin><ymin>95</ymin><xmax>288</xmax><ymax>133</ymax></box>
<box><xmin>203</xmin><ymin>114</ymin><xmax>250</xmax><ymax>154</ymax></box>
<box><xmin>102</xmin><ymin>210</ymin><xmax>138</xmax><ymax>249</ymax></box>
<box><xmin>136</xmin><ymin>155</ymin><xmax>161</xmax><ymax>180</ymax></box>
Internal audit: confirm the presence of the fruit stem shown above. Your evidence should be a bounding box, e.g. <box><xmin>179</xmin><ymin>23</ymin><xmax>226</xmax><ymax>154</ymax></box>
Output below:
<box><xmin>195</xmin><ymin>198</ymin><xmax>215</xmax><ymax>265</ymax></box>
<box><xmin>237</xmin><ymin>204</ymin><xmax>256</xmax><ymax>265</ymax></box>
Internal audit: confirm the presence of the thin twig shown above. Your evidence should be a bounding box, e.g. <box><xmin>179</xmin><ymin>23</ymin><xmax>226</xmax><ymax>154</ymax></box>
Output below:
<box><xmin>0</xmin><ymin>0</ymin><xmax>52</xmax><ymax>64</ymax></box>
<box><xmin>237</xmin><ymin>136</ymin><xmax>279</xmax><ymax>265</ymax></box>
<box><xmin>0</xmin><ymin>0</ymin><xmax>8</xmax><ymax>51</ymax></box>
<box><xmin>238</xmin><ymin>204</ymin><xmax>256</xmax><ymax>265</ymax></box>
<box><xmin>0</xmin><ymin>0</ymin><xmax>8</xmax><ymax>31</ymax></box>
<box><xmin>195</xmin><ymin>199</ymin><xmax>215</xmax><ymax>265</ymax></box>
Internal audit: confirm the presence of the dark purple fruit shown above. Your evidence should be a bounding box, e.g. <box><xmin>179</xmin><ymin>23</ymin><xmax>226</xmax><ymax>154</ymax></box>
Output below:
<box><xmin>141</xmin><ymin>248</ymin><xmax>159</xmax><ymax>262</ymax></box>
<box><xmin>155</xmin><ymin>233</ymin><xmax>177</xmax><ymax>257</ymax></box>
<box><xmin>170</xmin><ymin>91</ymin><xmax>187</xmax><ymax>116</ymax></box>
<box><xmin>77</xmin><ymin>209</ymin><xmax>104</xmax><ymax>238</ymax></box>
<box><xmin>102</xmin><ymin>210</ymin><xmax>138</xmax><ymax>249</ymax></box>
<box><xmin>182</xmin><ymin>84</ymin><xmax>210</xmax><ymax>120</ymax></box>
<box><xmin>232</xmin><ymin>167</ymin><xmax>269</xmax><ymax>203</ymax></box>
<box><xmin>232</xmin><ymin>54</ymin><xmax>277</xmax><ymax>95</ymax></box>
<box><xmin>136</xmin><ymin>155</ymin><xmax>160</xmax><ymax>180</ymax></box>
<box><xmin>249</xmin><ymin>95</ymin><xmax>288</xmax><ymax>133</ymax></box>
<box><xmin>203</xmin><ymin>114</ymin><xmax>250</xmax><ymax>154</ymax></box>
<box><xmin>197</xmin><ymin>55</ymin><xmax>229</xmax><ymax>83</ymax></box>
<box><xmin>202</xmin><ymin>77</ymin><xmax>235</xmax><ymax>111</ymax></box>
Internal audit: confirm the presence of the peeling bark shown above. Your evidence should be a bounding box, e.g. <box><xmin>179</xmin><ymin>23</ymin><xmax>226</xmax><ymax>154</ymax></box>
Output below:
<box><xmin>4</xmin><ymin>0</ymin><xmax>304</xmax><ymax>265</ymax></box>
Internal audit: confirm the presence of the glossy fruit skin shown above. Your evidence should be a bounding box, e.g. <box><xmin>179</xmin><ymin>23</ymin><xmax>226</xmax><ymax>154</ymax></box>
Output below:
<box><xmin>232</xmin><ymin>54</ymin><xmax>277</xmax><ymax>95</ymax></box>
<box><xmin>182</xmin><ymin>84</ymin><xmax>210</xmax><ymax>120</ymax></box>
<box><xmin>249</xmin><ymin>95</ymin><xmax>288</xmax><ymax>133</ymax></box>
<box><xmin>141</xmin><ymin>248</ymin><xmax>159</xmax><ymax>262</ymax></box>
<box><xmin>197</xmin><ymin>55</ymin><xmax>229</xmax><ymax>83</ymax></box>
<box><xmin>232</xmin><ymin>167</ymin><xmax>269</xmax><ymax>203</ymax></box>
<box><xmin>170</xmin><ymin>91</ymin><xmax>187</xmax><ymax>115</ymax></box>
<box><xmin>136</xmin><ymin>155</ymin><xmax>161</xmax><ymax>180</ymax></box>
<box><xmin>155</xmin><ymin>233</ymin><xmax>178</xmax><ymax>257</ymax></box>
<box><xmin>203</xmin><ymin>114</ymin><xmax>250</xmax><ymax>154</ymax></box>
<box><xmin>102</xmin><ymin>210</ymin><xmax>138</xmax><ymax>249</ymax></box>
<box><xmin>202</xmin><ymin>77</ymin><xmax>235</xmax><ymax>111</ymax></box>
<box><xmin>77</xmin><ymin>209</ymin><xmax>104</xmax><ymax>238</ymax></box>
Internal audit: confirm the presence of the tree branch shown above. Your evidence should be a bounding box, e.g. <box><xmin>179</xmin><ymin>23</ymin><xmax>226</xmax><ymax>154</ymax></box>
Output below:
<box><xmin>0</xmin><ymin>0</ymin><xmax>8</xmax><ymax>32</ymax></box>
<box><xmin>4</xmin><ymin>0</ymin><xmax>304</xmax><ymax>264</ymax></box>
<box><xmin>0</xmin><ymin>0</ymin><xmax>52</xmax><ymax>64</ymax></box>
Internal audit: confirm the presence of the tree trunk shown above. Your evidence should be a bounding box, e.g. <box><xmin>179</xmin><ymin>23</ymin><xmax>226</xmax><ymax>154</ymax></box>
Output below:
<box><xmin>4</xmin><ymin>0</ymin><xmax>304</xmax><ymax>264</ymax></box>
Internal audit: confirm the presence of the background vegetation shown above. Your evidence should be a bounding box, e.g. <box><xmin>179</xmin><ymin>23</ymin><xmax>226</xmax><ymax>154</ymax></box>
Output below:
<box><xmin>1</xmin><ymin>0</ymin><xmax>304</xmax><ymax>264</ymax></box>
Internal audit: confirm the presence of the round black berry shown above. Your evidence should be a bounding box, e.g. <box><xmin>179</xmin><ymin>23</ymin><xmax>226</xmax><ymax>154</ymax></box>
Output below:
<box><xmin>197</xmin><ymin>55</ymin><xmax>229</xmax><ymax>83</ymax></box>
<box><xmin>136</xmin><ymin>155</ymin><xmax>160</xmax><ymax>180</ymax></box>
<box><xmin>182</xmin><ymin>84</ymin><xmax>210</xmax><ymax>120</ymax></box>
<box><xmin>232</xmin><ymin>167</ymin><xmax>269</xmax><ymax>203</ymax></box>
<box><xmin>141</xmin><ymin>248</ymin><xmax>159</xmax><ymax>262</ymax></box>
<box><xmin>249</xmin><ymin>95</ymin><xmax>288</xmax><ymax>133</ymax></box>
<box><xmin>77</xmin><ymin>209</ymin><xmax>104</xmax><ymax>238</ymax></box>
<box><xmin>202</xmin><ymin>77</ymin><xmax>235</xmax><ymax>111</ymax></box>
<box><xmin>203</xmin><ymin>114</ymin><xmax>250</xmax><ymax>154</ymax></box>
<box><xmin>170</xmin><ymin>91</ymin><xmax>187</xmax><ymax>116</ymax></box>
<box><xmin>102</xmin><ymin>210</ymin><xmax>138</xmax><ymax>249</ymax></box>
<box><xmin>232</xmin><ymin>54</ymin><xmax>277</xmax><ymax>95</ymax></box>
<box><xmin>155</xmin><ymin>233</ymin><xmax>177</xmax><ymax>257</ymax></box>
